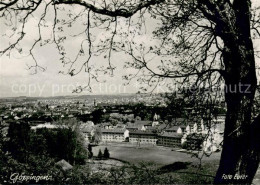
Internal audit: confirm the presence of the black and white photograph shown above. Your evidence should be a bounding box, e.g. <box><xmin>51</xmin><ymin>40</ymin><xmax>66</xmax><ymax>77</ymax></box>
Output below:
<box><xmin>0</xmin><ymin>0</ymin><xmax>260</xmax><ymax>184</ymax></box>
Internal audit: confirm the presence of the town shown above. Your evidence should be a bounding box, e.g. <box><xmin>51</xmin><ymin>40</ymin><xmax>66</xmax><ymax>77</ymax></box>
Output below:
<box><xmin>1</xmin><ymin>92</ymin><xmax>260</xmax><ymax>184</ymax></box>
<box><xmin>0</xmin><ymin>93</ymin><xmax>227</xmax><ymax>153</ymax></box>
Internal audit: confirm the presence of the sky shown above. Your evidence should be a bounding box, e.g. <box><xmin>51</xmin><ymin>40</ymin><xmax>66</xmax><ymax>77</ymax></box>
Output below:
<box><xmin>0</xmin><ymin>0</ymin><xmax>260</xmax><ymax>98</ymax></box>
<box><xmin>0</xmin><ymin>1</ymin><xmax>151</xmax><ymax>97</ymax></box>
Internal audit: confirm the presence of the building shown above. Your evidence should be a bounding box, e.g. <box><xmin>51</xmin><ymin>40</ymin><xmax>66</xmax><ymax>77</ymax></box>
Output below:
<box><xmin>152</xmin><ymin>113</ymin><xmax>160</xmax><ymax>126</ymax></box>
<box><xmin>212</xmin><ymin>114</ymin><xmax>226</xmax><ymax>124</ymax></box>
<box><xmin>165</xmin><ymin>126</ymin><xmax>183</xmax><ymax>134</ymax></box>
<box><xmin>203</xmin><ymin>131</ymin><xmax>223</xmax><ymax>153</ymax></box>
<box><xmin>157</xmin><ymin>132</ymin><xmax>183</xmax><ymax>148</ymax></box>
<box><xmin>183</xmin><ymin>133</ymin><xmax>206</xmax><ymax>150</ymax></box>
<box><xmin>129</xmin><ymin>131</ymin><xmax>157</xmax><ymax>145</ymax></box>
<box><xmin>31</xmin><ymin>123</ymin><xmax>68</xmax><ymax>130</ymax></box>
<box><xmin>101</xmin><ymin>129</ymin><xmax>128</xmax><ymax>142</ymax></box>
<box><xmin>126</xmin><ymin>120</ymin><xmax>151</xmax><ymax>131</ymax></box>
<box><xmin>80</xmin><ymin>123</ymin><xmax>95</xmax><ymax>142</ymax></box>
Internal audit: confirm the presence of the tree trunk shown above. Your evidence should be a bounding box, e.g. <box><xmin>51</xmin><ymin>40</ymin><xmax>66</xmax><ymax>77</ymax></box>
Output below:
<box><xmin>214</xmin><ymin>1</ymin><xmax>259</xmax><ymax>183</ymax></box>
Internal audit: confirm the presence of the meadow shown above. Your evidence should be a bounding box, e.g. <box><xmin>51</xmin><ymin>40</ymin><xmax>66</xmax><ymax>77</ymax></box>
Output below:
<box><xmin>92</xmin><ymin>143</ymin><xmax>221</xmax><ymax>166</ymax></box>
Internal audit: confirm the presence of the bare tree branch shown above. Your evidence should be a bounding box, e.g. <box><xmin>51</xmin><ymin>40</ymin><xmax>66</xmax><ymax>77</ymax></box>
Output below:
<box><xmin>53</xmin><ymin>0</ymin><xmax>165</xmax><ymax>18</ymax></box>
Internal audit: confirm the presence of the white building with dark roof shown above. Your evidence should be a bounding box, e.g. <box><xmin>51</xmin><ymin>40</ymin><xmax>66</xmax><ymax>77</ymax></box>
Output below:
<box><xmin>101</xmin><ymin>129</ymin><xmax>129</xmax><ymax>142</ymax></box>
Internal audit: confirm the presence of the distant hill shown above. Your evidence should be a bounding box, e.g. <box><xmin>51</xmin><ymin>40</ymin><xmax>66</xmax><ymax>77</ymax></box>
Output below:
<box><xmin>0</xmin><ymin>93</ymin><xmax>163</xmax><ymax>103</ymax></box>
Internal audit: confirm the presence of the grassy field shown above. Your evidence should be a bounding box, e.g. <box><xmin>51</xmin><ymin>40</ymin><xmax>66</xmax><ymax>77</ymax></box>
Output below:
<box><xmin>91</xmin><ymin>143</ymin><xmax>220</xmax><ymax>184</ymax></box>
<box><xmin>92</xmin><ymin>142</ymin><xmax>221</xmax><ymax>166</ymax></box>
<box><xmin>91</xmin><ymin>143</ymin><xmax>260</xmax><ymax>184</ymax></box>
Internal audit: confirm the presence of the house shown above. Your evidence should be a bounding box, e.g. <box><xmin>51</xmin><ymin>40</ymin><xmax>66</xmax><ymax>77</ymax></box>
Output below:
<box><xmin>156</xmin><ymin>123</ymin><xmax>170</xmax><ymax>131</ymax></box>
<box><xmin>100</xmin><ymin>122</ymin><xmax>112</xmax><ymax>129</ymax></box>
<box><xmin>68</xmin><ymin>109</ymin><xmax>80</xmax><ymax>115</ymax></box>
<box><xmin>172</xmin><ymin>118</ymin><xmax>186</xmax><ymax>125</ymax></box>
<box><xmin>192</xmin><ymin>123</ymin><xmax>198</xmax><ymax>133</ymax></box>
<box><xmin>153</xmin><ymin>113</ymin><xmax>159</xmax><ymax>121</ymax></box>
<box><xmin>185</xmin><ymin>125</ymin><xmax>191</xmax><ymax>133</ymax></box>
<box><xmin>213</xmin><ymin>114</ymin><xmax>226</xmax><ymax>123</ymax></box>
<box><xmin>45</xmin><ymin>112</ymin><xmax>52</xmax><ymax>116</ymax></box>
<box><xmin>141</xmin><ymin>123</ymin><xmax>153</xmax><ymax>131</ymax></box>
<box><xmin>126</xmin><ymin>125</ymin><xmax>139</xmax><ymax>131</ymax></box>
<box><xmin>152</xmin><ymin>113</ymin><xmax>160</xmax><ymax>126</ymax></box>
<box><xmin>165</xmin><ymin>126</ymin><xmax>183</xmax><ymax>134</ymax></box>
<box><xmin>115</xmin><ymin>123</ymin><xmax>125</xmax><ymax>129</ymax></box>
<box><xmin>55</xmin><ymin>159</ymin><xmax>73</xmax><ymax>171</ymax></box>
<box><xmin>52</xmin><ymin>112</ymin><xmax>61</xmax><ymax>116</ymax></box>
<box><xmin>152</xmin><ymin>121</ymin><xmax>160</xmax><ymax>127</ymax></box>
<box><xmin>124</xmin><ymin>129</ymin><xmax>130</xmax><ymax>141</ymax></box>
<box><xmin>203</xmin><ymin>131</ymin><xmax>223</xmax><ymax>153</ymax></box>
<box><xmin>80</xmin><ymin>125</ymin><xmax>95</xmax><ymax>142</ymax></box>
<box><xmin>145</xmin><ymin>126</ymin><xmax>157</xmax><ymax>132</ymax></box>
<box><xmin>126</xmin><ymin>120</ymin><xmax>151</xmax><ymax>131</ymax></box>
<box><xmin>210</xmin><ymin>118</ymin><xmax>225</xmax><ymax>134</ymax></box>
